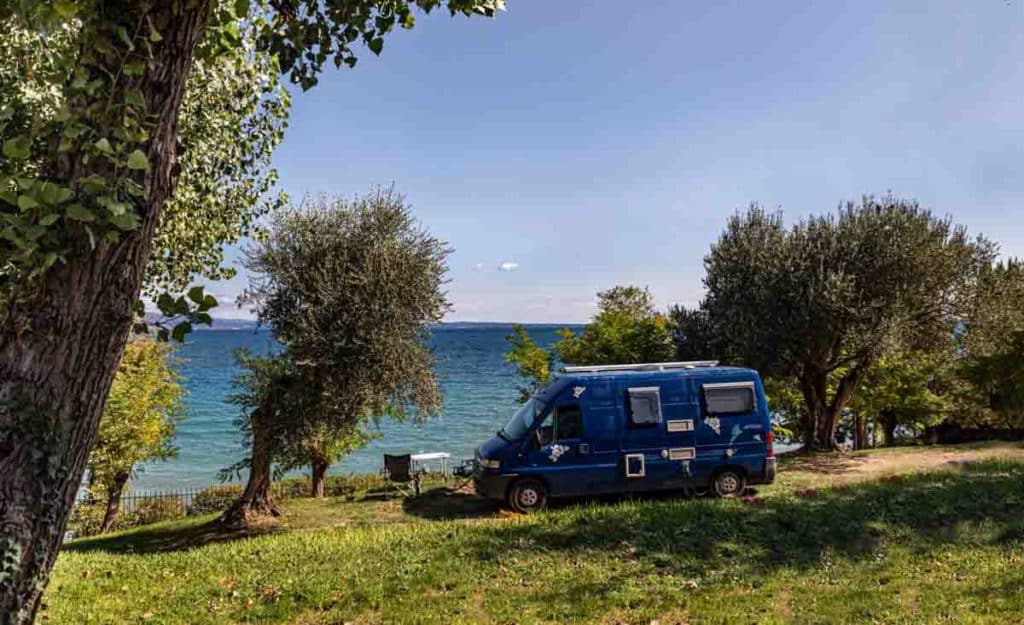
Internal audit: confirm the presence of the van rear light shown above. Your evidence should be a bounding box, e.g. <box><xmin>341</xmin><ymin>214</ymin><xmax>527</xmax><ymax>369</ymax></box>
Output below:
<box><xmin>766</xmin><ymin>431</ymin><xmax>775</xmax><ymax>458</ymax></box>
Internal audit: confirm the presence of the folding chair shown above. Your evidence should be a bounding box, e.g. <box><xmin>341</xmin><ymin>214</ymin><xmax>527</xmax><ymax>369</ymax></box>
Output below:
<box><xmin>451</xmin><ymin>459</ymin><xmax>475</xmax><ymax>491</ymax></box>
<box><xmin>382</xmin><ymin>454</ymin><xmax>422</xmax><ymax>497</ymax></box>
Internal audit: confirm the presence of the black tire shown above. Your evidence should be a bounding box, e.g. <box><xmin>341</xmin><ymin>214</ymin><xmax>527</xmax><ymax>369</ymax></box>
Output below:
<box><xmin>711</xmin><ymin>469</ymin><xmax>746</xmax><ymax>498</ymax></box>
<box><xmin>507</xmin><ymin>478</ymin><xmax>548</xmax><ymax>513</ymax></box>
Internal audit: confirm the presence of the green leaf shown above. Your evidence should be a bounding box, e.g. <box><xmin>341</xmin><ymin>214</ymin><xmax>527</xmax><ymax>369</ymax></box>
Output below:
<box><xmin>195</xmin><ymin>311</ymin><xmax>213</xmax><ymax>326</ymax></box>
<box><xmin>66</xmin><ymin>204</ymin><xmax>96</xmax><ymax>222</ymax></box>
<box><xmin>17</xmin><ymin>194</ymin><xmax>39</xmax><ymax>210</ymax></box>
<box><xmin>187</xmin><ymin>285</ymin><xmax>205</xmax><ymax>304</ymax></box>
<box><xmin>202</xmin><ymin>294</ymin><xmax>219</xmax><ymax>310</ymax></box>
<box><xmin>126</xmin><ymin>150</ymin><xmax>150</xmax><ymax>171</ymax></box>
<box><xmin>157</xmin><ymin>293</ymin><xmax>176</xmax><ymax>314</ymax></box>
<box><xmin>108</xmin><ymin>211</ymin><xmax>139</xmax><ymax>230</ymax></box>
<box><xmin>0</xmin><ymin>229</ymin><xmax>27</xmax><ymax>249</ymax></box>
<box><xmin>39</xmin><ymin>213</ymin><xmax>61</xmax><ymax>226</ymax></box>
<box><xmin>233</xmin><ymin>0</ymin><xmax>250</xmax><ymax>18</ymax></box>
<box><xmin>93</xmin><ymin>137</ymin><xmax>114</xmax><ymax>154</ymax></box>
<box><xmin>147</xmin><ymin>16</ymin><xmax>163</xmax><ymax>42</ymax></box>
<box><xmin>3</xmin><ymin>136</ymin><xmax>32</xmax><ymax>160</ymax></box>
<box><xmin>171</xmin><ymin>321</ymin><xmax>192</xmax><ymax>342</ymax></box>
<box><xmin>116</xmin><ymin>25</ymin><xmax>134</xmax><ymax>50</ymax></box>
<box><xmin>368</xmin><ymin>38</ymin><xmax>384</xmax><ymax>55</ymax></box>
<box><xmin>124</xmin><ymin>90</ymin><xmax>144</xmax><ymax>107</ymax></box>
<box><xmin>39</xmin><ymin>183</ymin><xmax>73</xmax><ymax>205</ymax></box>
<box><xmin>53</xmin><ymin>1</ymin><xmax>78</xmax><ymax>19</ymax></box>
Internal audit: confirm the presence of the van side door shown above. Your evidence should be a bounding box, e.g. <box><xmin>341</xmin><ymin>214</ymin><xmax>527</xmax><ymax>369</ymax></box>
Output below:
<box><xmin>522</xmin><ymin>400</ymin><xmax>589</xmax><ymax>497</ymax></box>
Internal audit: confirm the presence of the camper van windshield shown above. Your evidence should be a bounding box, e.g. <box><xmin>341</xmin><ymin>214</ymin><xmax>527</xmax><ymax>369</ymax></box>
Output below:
<box><xmin>500</xmin><ymin>398</ymin><xmax>545</xmax><ymax>441</ymax></box>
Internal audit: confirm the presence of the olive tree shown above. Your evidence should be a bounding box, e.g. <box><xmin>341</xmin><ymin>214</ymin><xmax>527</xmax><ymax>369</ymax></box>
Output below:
<box><xmin>0</xmin><ymin>2</ymin><xmax>500</xmax><ymax>618</ymax></box>
<box><xmin>224</xmin><ymin>190</ymin><xmax>449</xmax><ymax>526</ymax></box>
<box><xmin>956</xmin><ymin>260</ymin><xmax>1024</xmax><ymax>428</ymax></box>
<box><xmin>701</xmin><ymin>197</ymin><xmax>992</xmax><ymax>450</ymax></box>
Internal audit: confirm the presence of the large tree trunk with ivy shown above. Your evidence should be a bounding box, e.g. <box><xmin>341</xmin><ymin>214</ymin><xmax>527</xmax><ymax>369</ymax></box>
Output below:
<box><xmin>221</xmin><ymin>410</ymin><xmax>280</xmax><ymax>528</ymax></box>
<box><xmin>99</xmin><ymin>470</ymin><xmax>131</xmax><ymax>535</ymax></box>
<box><xmin>0</xmin><ymin>3</ymin><xmax>210</xmax><ymax>621</ymax></box>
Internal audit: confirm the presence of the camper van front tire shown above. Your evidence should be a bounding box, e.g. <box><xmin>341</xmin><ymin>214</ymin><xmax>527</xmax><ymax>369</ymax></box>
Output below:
<box><xmin>508</xmin><ymin>479</ymin><xmax>548</xmax><ymax>513</ymax></box>
<box><xmin>711</xmin><ymin>469</ymin><xmax>746</xmax><ymax>498</ymax></box>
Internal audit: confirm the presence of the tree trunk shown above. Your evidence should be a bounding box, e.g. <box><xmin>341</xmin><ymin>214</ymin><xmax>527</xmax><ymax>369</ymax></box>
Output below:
<box><xmin>99</xmin><ymin>471</ymin><xmax>131</xmax><ymax>534</ymax></box>
<box><xmin>221</xmin><ymin>409</ymin><xmax>280</xmax><ymax>528</ymax></box>
<box><xmin>798</xmin><ymin>367</ymin><xmax>830</xmax><ymax>451</ymax></box>
<box><xmin>311</xmin><ymin>458</ymin><xmax>329</xmax><ymax>499</ymax></box>
<box><xmin>852</xmin><ymin>411</ymin><xmax>868</xmax><ymax>451</ymax></box>
<box><xmin>882</xmin><ymin>409</ymin><xmax>898</xmax><ymax>446</ymax></box>
<box><xmin>0</xmin><ymin>4</ymin><xmax>210</xmax><ymax>622</ymax></box>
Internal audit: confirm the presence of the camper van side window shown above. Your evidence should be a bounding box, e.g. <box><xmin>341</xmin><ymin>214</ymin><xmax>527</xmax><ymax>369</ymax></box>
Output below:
<box><xmin>704</xmin><ymin>386</ymin><xmax>754</xmax><ymax>415</ymax></box>
<box><xmin>628</xmin><ymin>387</ymin><xmax>662</xmax><ymax>425</ymax></box>
<box><xmin>554</xmin><ymin>404</ymin><xmax>584</xmax><ymax>439</ymax></box>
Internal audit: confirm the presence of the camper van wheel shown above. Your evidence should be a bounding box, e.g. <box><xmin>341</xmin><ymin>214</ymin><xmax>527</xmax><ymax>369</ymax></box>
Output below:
<box><xmin>508</xmin><ymin>479</ymin><xmax>548</xmax><ymax>513</ymax></box>
<box><xmin>712</xmin><ymin>469</ymin><xmax>746</xmax><ymax>498</ymax></box>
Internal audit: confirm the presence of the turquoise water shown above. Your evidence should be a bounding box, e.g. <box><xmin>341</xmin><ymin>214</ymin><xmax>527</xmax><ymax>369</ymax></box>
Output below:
<box><xmin>134</xmin><ymin>324</ymin><xmax>571</xmax><ymax>490</ymax></box>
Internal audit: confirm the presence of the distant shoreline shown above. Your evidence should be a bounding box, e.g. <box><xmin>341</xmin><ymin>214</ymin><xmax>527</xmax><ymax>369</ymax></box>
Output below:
<box><xmin>194</xmin><ymin>320</ymin><xmax>586</xmax><ymax>331</ymax></box>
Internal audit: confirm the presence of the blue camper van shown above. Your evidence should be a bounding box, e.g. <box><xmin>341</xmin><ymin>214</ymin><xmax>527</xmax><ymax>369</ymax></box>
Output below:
<box><xmin>473</xmin><ymin>361</ymin><xmax>776</xmax><ymax>512</ymax></box>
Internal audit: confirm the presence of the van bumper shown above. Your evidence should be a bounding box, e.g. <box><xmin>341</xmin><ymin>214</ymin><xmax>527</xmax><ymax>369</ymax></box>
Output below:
<box><xmin>763</xmin><ymin>457</ymin><xmax>777</xmax><ymax>484</ymax></box>
<box><xmin>474</xmin><ymin>471</ymin><xmax>516</xmax><ymax>502</ymax></box>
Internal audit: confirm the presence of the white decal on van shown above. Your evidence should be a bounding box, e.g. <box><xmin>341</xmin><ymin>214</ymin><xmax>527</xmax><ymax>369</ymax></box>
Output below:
<box><xmin>706</xmin><ymin>417</ymin><xmax>721</xmax><ymax>435</ymax></box>
<box><xmin>547</xmin><ymin>444</ymin><xmax>570</xmax><ymax>463</ymax></box>
<box><xmin>573</xmin><ymin>386</ymin><xmax>586</xmax><ymax>399</ymax></box>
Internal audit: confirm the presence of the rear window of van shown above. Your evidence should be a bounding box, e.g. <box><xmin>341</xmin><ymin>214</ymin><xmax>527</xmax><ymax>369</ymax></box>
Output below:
<box><xmin>703</xmin><ymin>385</ymin><xmax>754</xmax><ymax>415</ymax></box>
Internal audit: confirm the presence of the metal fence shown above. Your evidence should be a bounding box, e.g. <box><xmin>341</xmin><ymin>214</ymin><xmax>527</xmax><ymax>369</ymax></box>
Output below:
<box><xmin>74</xmin><ymin>487</ymin><xmax>213</xmax><ymax>513</ymax></box>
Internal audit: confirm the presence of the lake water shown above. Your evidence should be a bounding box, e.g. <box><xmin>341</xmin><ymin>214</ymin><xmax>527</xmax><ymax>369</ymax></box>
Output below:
<box><xmin>133</xmin><ymin>324</ymin><xmax>572</xmax><ymax>490</ymax></box>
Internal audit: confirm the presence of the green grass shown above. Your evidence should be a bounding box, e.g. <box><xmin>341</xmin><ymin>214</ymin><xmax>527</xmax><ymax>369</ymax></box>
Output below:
<box><xmin>45</xmin><ymin>445</ymin><xmax>1024</xmax><ymax>624</ymax></box>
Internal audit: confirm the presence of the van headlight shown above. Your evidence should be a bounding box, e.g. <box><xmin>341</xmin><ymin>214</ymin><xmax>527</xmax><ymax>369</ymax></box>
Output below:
<box><xmin>479</xmin><ymin>458</ymin><xmax>500</xmax><ymax>470</ymax></box>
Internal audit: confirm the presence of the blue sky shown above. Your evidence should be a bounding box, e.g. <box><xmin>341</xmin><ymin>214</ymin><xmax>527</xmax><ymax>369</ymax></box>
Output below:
<box><xmin>211</xmin><ymin>0</ymin><xmax>1024</xmax><ymax>322</ymax></box>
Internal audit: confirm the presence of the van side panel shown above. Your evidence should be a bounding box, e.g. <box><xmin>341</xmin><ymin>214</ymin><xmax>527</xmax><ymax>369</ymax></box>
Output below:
<box><xmin>693</xmin><ymin>373</ymin><xmax>771</xmax><ymax>485</ymax></box>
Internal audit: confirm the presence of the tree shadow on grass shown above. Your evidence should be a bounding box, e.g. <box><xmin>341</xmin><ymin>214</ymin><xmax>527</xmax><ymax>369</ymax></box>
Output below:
<box><xmin>63</xmin><ymin>515</ymin><xmax>278</xmax><ymax>555</ymax></box>
<box><xmin>453</xmin><ymin>460</ymin><xmax>1024</xmax><ymax>579</ymax></box>
<box><xmin>401</xmin><ymin>486</ymin><xmax>501</xmax><ymax>520</ymax></box>
<box><xmin>778</xmin><ymin>451</ymin><xmax>863</xmax><ymax>475</ymax></box>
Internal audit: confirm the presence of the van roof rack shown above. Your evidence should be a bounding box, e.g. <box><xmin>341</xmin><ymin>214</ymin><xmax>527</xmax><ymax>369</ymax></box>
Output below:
<box><xmin>562</xmin><ymin>360</ymin><xmax>720</xmax><ymax>374</ymax></box>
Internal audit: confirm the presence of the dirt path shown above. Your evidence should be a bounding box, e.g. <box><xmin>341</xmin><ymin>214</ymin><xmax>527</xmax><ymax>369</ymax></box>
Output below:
<box><xmin>776</xmin><ymin>442</ymin><xmax>1024</xmax><ymax>488</ymax></box>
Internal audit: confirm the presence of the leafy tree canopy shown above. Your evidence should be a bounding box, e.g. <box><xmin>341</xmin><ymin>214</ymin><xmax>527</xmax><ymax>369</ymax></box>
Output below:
<box><xmin>225</xmin><ymin>190</ymin><xmax>450</xmax><ymax>511</ymax></box>
<box><xmin>88</xmin><ymin>337</ymin><xmax>183</xmax><ymax>497</ymax></box>
<box><xmin>0</xmin><ymin>5</ymin><xmax>289</xmax><ymax>302</ymax></box>
<box><xmin>506</xmin><ymin>285</ymin><xmax>674</xmax><ymax>398</ymax></box>
<box><xmin>700</xmin><ymin>196</ymin><xmax>993</xmax><ymax>449</ymax></box>
<box><xmin>556</xmin><ymin>285</ymin><xmax>674</xmax><ymax>366</ymax></box>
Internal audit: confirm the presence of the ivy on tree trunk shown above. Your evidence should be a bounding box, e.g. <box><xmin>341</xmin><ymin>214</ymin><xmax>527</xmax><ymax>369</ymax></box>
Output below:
<box><xmin>0</xmin><ymin>3</ymin><xmax>211</xmax><ymax>621</ymax></box>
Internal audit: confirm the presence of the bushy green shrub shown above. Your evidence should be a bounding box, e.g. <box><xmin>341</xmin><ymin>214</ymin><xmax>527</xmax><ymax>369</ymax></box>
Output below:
<box><xmin>131</xmin><ymin>498</ymin><xmax>185</xmax><ymax>525</ymax></box>
<box><xmin>273</xmin><ymin>473</ymin><xmax>389</xmax><ymax>500</ymax></box>
<box><xmin>67</xmin><ymin>497</ymin><xmax>185</xmax><ymax>538</ymax></box>
<box><xmin>189</xmin><ymin>484</ymin><xmax>243</xmax><ymax>515</ymax></box>
<box><xmin>67</xmin><ymin>503</ymin><xmax>117</xmax><ymax>538</ymax></box>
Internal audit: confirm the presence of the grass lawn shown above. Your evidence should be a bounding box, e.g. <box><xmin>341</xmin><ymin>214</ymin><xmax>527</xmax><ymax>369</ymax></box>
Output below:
<box><xmin>45</xmin><ymin>443</ymin><xmax>1024</xmax><ymax>624</ymax></box>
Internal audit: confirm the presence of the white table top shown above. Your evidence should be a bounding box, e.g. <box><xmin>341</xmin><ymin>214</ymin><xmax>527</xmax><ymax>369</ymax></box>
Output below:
<box><xmin>410</xmin><ymin>452</ymin><xmax>451</xmax><ymax>461</ymax></box>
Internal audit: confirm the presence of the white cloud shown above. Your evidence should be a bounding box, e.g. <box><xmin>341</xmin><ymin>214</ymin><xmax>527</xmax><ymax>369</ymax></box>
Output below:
<box><xmin>498</xmin><ymin>261</ymin><xmax>520</xmax><ymax>272</ymax></box>
<box><xmin>472</xmin><ymin>262</ymin><xmax>485</xmax><ymax>271</ymax></box>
